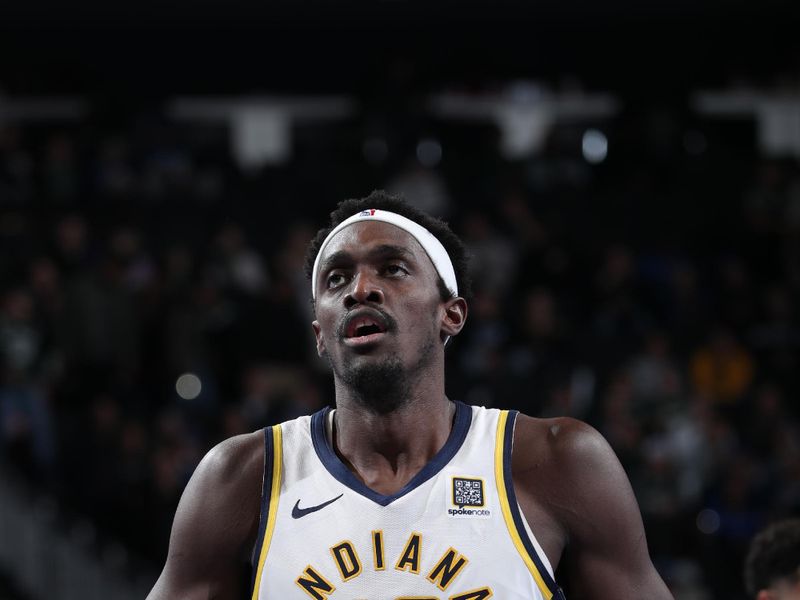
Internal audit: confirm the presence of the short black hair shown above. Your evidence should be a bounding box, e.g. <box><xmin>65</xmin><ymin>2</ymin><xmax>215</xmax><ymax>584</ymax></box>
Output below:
<box><xmin>745</xmin><ymin>518</ymin><xmax>800</xmax><ymax>597</ymax></box>
<box><xmin>304</xmin><ymin>190</ymin><xmax>472</xmax><ymax>302</ymax></box>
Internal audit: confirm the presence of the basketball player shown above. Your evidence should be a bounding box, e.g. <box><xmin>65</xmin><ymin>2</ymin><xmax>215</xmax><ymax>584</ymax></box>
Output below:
<box><xmin>147</xmin><ymin>191</ymin><xmax>673</xmax><ymax>599</ymax></box>
<box><xmin>745</xmin><ymin>519</ymin><xmax>800</xmax><ymax>600</ymax></box>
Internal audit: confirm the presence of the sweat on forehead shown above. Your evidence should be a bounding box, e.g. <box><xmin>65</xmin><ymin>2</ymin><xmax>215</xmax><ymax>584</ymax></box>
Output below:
<box><xmin>310</xmin><ymin>209</ymin><xmax>458</xmax><ymax>300</ymax></box>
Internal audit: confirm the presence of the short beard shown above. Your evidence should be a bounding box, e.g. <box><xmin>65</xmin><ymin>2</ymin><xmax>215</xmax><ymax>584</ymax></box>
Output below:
<box><xmin>332</xmin><ymin>336</ymin><xmax>437</xmax><ymax>415</ymax></box>
<box><xmin>339</xmin><ymin>356</ymin><xmax>407</xmax><ymax>414</ymax></box>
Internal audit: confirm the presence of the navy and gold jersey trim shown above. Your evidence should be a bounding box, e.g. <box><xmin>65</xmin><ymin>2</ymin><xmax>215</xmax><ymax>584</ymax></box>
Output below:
<box><xmin>250</xmin><ymin>427</ymin><xmax>273</xmax><ymax>586</ymax></box>
<box><xmin>250</xmin><ymin>425</ymin><xmax>283</xmax><ymax>600</ymax></box>
<box><xmin>310</xmin><ymin>401</ymin><xmax>472</xmax><ymax>506</ymax></box>
<box><xmin>495</xmin><ymin>410</ymin><xmax>565</xmax><ymax>600</ymax></box>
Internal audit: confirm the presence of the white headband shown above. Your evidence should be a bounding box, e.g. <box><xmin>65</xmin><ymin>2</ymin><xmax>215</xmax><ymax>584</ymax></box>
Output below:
<box><xmin>311</xmin><ymin>209</ymin><xmax>458</xmax><ymax>299</ymax></box>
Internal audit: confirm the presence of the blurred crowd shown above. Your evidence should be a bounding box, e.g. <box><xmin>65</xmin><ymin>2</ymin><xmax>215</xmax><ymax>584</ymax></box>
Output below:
<box><xmin>1</xmin><ymin>103</ymin><xmax>799</xmax><ymax>599</ymax></box>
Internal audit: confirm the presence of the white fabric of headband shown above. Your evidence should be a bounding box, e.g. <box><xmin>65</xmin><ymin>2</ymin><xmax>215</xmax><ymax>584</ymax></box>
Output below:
<box><xmin>311</xmin><ymin>209</ymin><xmax>458</xmax><ymax>299</ymax></box>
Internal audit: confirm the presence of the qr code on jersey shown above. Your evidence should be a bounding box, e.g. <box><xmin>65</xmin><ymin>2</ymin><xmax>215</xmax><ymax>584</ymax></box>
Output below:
<box><xmin>452</xmin><ymin>477</ymin><xmax>485</xmax><ymax>507</ymax></box>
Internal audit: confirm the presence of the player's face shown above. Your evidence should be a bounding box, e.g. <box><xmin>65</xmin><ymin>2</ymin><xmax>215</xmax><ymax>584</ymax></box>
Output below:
<box><xmin>312</xmin><ymin>221</ymin><xmax>449</xmax><ymax>400</ymax></box>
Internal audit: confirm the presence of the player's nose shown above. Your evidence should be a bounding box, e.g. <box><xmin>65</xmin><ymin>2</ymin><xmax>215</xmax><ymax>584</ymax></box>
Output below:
<box><xmin>344</xmin><ymin>269</ymin><xmax>384</xmax><ymax>308</ymax></box>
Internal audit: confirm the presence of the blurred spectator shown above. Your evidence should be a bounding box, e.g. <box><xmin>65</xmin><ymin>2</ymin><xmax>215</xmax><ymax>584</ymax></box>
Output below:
<box><xmin>0</xmin><ymin>287</ymin><xmax>55</xmax><ymax>472</ymax></box>
<box><xmin>749</xmin><ymin>285</ymin><xmax>800</xmax><ymax>392</ymax></box>
<box><xmin>702</xmin><ymin>453</ymin><xmax>768</xmax><ymax>598</ymax></box>
<box><xmin>628</xmin><ymin>332</ymin><xmax>682</xmax><ymax>409</ymax></box>
<box><xmin>667</xmin><ymin>261</ymin><xmax>708</xmax><ymax>353</ymax></box>
<box><xmin>386</xmin><ymin>160</ymin><xmax>451</xmax><ymax>217</ymax></box>
<box><xmin>461</xmin><ymin>211</ymin><xmax>518</xmax><ymax>296</ymax></box>
<box><xmin>717</xmin><ymin>256</ymin><xmax>757</xmax><ymax>331</ymax></box>
<box><xmin>690</xmin><ymin>328</ymin><xmax>755</xmax><ymax>406</ymax></box>
<box><xmin>592</xmin><ymin>244</ymin><xmax>653</xmax><ymax>369</ymax></box>
<box><xmin>52</xmin><ymin>214</ymin><xmax>90</xmax><ymax>275</ymax></box>
<box><xmin>237</xmin><ymin>362</ymin><xmax>311</xmax><ymax>428</ymax></box>
<box><xmin>208</xmin><ymin>223</ymin><xmax>269</xmax><ymax>296</ymax></box>
<box><xmin>456</xmin><ymin>289</ymin><xmax>509</xmax><ymax>407</ymax></box>
<box><xmin>95</xmin><ymin>136</ymin><xmax>136</xmax><ymax>198</ymax></box>
<box><xmin>59</xmin><ymin>234</ymin><xmax>142</xmax><ymax>387</ymax></box>
<box><xmin>108</xmin><ymin>227</ymin><xmax>157</xmax><ymax>293</ymax></box>
<box><xmin>0</xmin><ymin>125</ymin><xmax>34</xmax><ymax>204</ymax></box>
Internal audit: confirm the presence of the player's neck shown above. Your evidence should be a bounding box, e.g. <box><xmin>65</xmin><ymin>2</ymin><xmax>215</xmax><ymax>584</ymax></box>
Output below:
<box><xmin>331</xmin><ymin>389</ymin><xmax>456</xmax><ymax>496</ymax></box>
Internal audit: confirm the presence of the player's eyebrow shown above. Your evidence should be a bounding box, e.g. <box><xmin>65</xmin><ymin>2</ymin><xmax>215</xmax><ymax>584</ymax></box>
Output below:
<box><xmin>318</xmin><ymin>250</ymin><xmax>353</xmax><ymax>274</ymax></box>
<box><xmin>319</xmin><ymin>244</ymin><xmax>417</xmax><ymax>273</ymax></box>
<box><xmin>366</xmin><ymin>244</ymin><xmax>416</xmax><ymax>262</ymax></box>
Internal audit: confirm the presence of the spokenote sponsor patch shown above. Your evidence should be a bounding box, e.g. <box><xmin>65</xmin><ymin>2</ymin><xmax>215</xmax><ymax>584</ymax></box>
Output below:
<box><xmin>446</xmin><ymin>475</ymin><xmax>492</xmax><ymax>519</ymax></box>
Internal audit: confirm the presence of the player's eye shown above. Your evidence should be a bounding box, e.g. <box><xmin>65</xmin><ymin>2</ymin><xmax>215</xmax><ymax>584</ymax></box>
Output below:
<box><xmin>326</xmin><ymin>272</ymin><xmax>347</xmax><ymax>288</ymax></box>
<box><xmin>384</xmin><ymin>264</ymin><xmax>408</xmax><ymax>277</ymax></box>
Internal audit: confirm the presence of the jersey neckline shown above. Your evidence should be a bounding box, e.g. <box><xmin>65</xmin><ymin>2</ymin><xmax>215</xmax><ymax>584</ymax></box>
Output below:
<box><xmin>310</xmin><ymin>401</ymin><xmax>473</xmax><ymax>506</ymax></box>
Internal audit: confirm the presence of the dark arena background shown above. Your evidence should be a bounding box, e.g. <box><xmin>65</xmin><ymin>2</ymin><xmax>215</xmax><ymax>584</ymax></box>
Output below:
<box><xmin>1</xmin><ymin>2</ymin><xmax>799</xmax><ymax>598</ymax></box>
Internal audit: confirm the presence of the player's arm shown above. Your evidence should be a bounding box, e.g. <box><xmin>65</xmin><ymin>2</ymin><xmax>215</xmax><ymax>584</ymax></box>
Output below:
<box><xmin>514</xmin><ymin>416</ymin><xmax>673</xmax><ymax>600</ymax></box>
<box><xmin>147</xmin><ymin>430</ymin><xmax>264</xmax><ymax>600</ymax></box>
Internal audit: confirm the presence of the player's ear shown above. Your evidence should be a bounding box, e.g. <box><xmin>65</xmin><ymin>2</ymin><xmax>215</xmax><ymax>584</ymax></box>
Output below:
<box><xmin>312</xmin><ymin>321</ymin><xmax>326</xmax><ymax>357</ymax></box>
<box><xmin>441</xmin><ymin>297</ymin><xmax>467</xmax><ymax>337</ymax></box>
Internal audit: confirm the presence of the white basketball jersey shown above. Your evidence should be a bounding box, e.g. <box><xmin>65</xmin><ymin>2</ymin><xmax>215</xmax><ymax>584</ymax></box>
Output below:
<box><xmin>250</xmin><ymin>402</ymin><xmax>565</xmax><ymax>600</ymax></box>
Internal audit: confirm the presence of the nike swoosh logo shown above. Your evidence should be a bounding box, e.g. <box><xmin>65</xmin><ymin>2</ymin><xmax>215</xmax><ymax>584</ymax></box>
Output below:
<box><xmin>291</xmin><ymin>493</ymin><xmax>344</xmax><ymax>519</ymax></box>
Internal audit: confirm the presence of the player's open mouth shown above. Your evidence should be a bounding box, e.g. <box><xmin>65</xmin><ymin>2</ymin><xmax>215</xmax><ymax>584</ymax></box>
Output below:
<box><xmin>342</xmin><ymin>310</ymin><xmax>389</xmax><ymax>346</ymax></box>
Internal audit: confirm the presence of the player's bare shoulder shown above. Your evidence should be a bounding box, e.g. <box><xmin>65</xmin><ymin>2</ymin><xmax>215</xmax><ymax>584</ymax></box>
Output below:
<box><xmin>511</xmin><ymin>412</ymin><xmax>658</xmax><ymax>583</ymax></box>
<box><xmin>173</xmin><ymin>429</ymin><xmax>266</xmax><ymax>559</ymax></box>
<box><xmin>512</xmin><ymin>414</ymin><xmax>628</xmax><ymax>507</ymax></box>
<box><xmin>511</xmin><ymin>414</ymin><xmax>600</xmax><ymax>480</ymax></box>
<box><xmin>197</xmin><ymin>429</ymin><xmax>265</xmax><ymax>489</ymax></box>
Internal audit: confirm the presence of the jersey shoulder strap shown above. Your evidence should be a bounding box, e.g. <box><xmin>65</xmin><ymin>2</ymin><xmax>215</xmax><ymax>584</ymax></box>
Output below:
<box><xmin>496</xmin><ymin>410</ymin><xmax>565</xmax><ymax>600</ymax></box>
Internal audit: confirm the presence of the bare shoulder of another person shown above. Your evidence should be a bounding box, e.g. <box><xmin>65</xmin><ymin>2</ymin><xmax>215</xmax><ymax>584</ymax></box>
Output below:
<box><xmin>512</xmin><ymin>414</ymin><xmax>674</xmax><ymax>600</ymax></box>
<box><xmin>147</xmin><ymin>430</ymin><xmax>265</xmax><ymax>600</ymax></box>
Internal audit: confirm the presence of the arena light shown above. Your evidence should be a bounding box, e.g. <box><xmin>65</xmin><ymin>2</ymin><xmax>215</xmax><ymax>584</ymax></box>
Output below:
<box><xmin>693</xmin><ymin>89</ymin><xmax>800</xmax><ymax>158</ymax></box>
<box><xmin>170</xmin><ymin>96</ymin><xmax>356</xmax><ymax>168</ymax></box>
<box><xmin>176</xmin><ymin>373</ymin><xmax>202</xmax><ymax>400</ymax></box>
<box><xmin>430</xmin><ymin>86</ymin><xmax>620</xmax><ymax>159</ymax></box>
<box><xmin>582</xmin><ymin>129</ymin><xmax>608</xmax><ymax>164</ymax></box>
